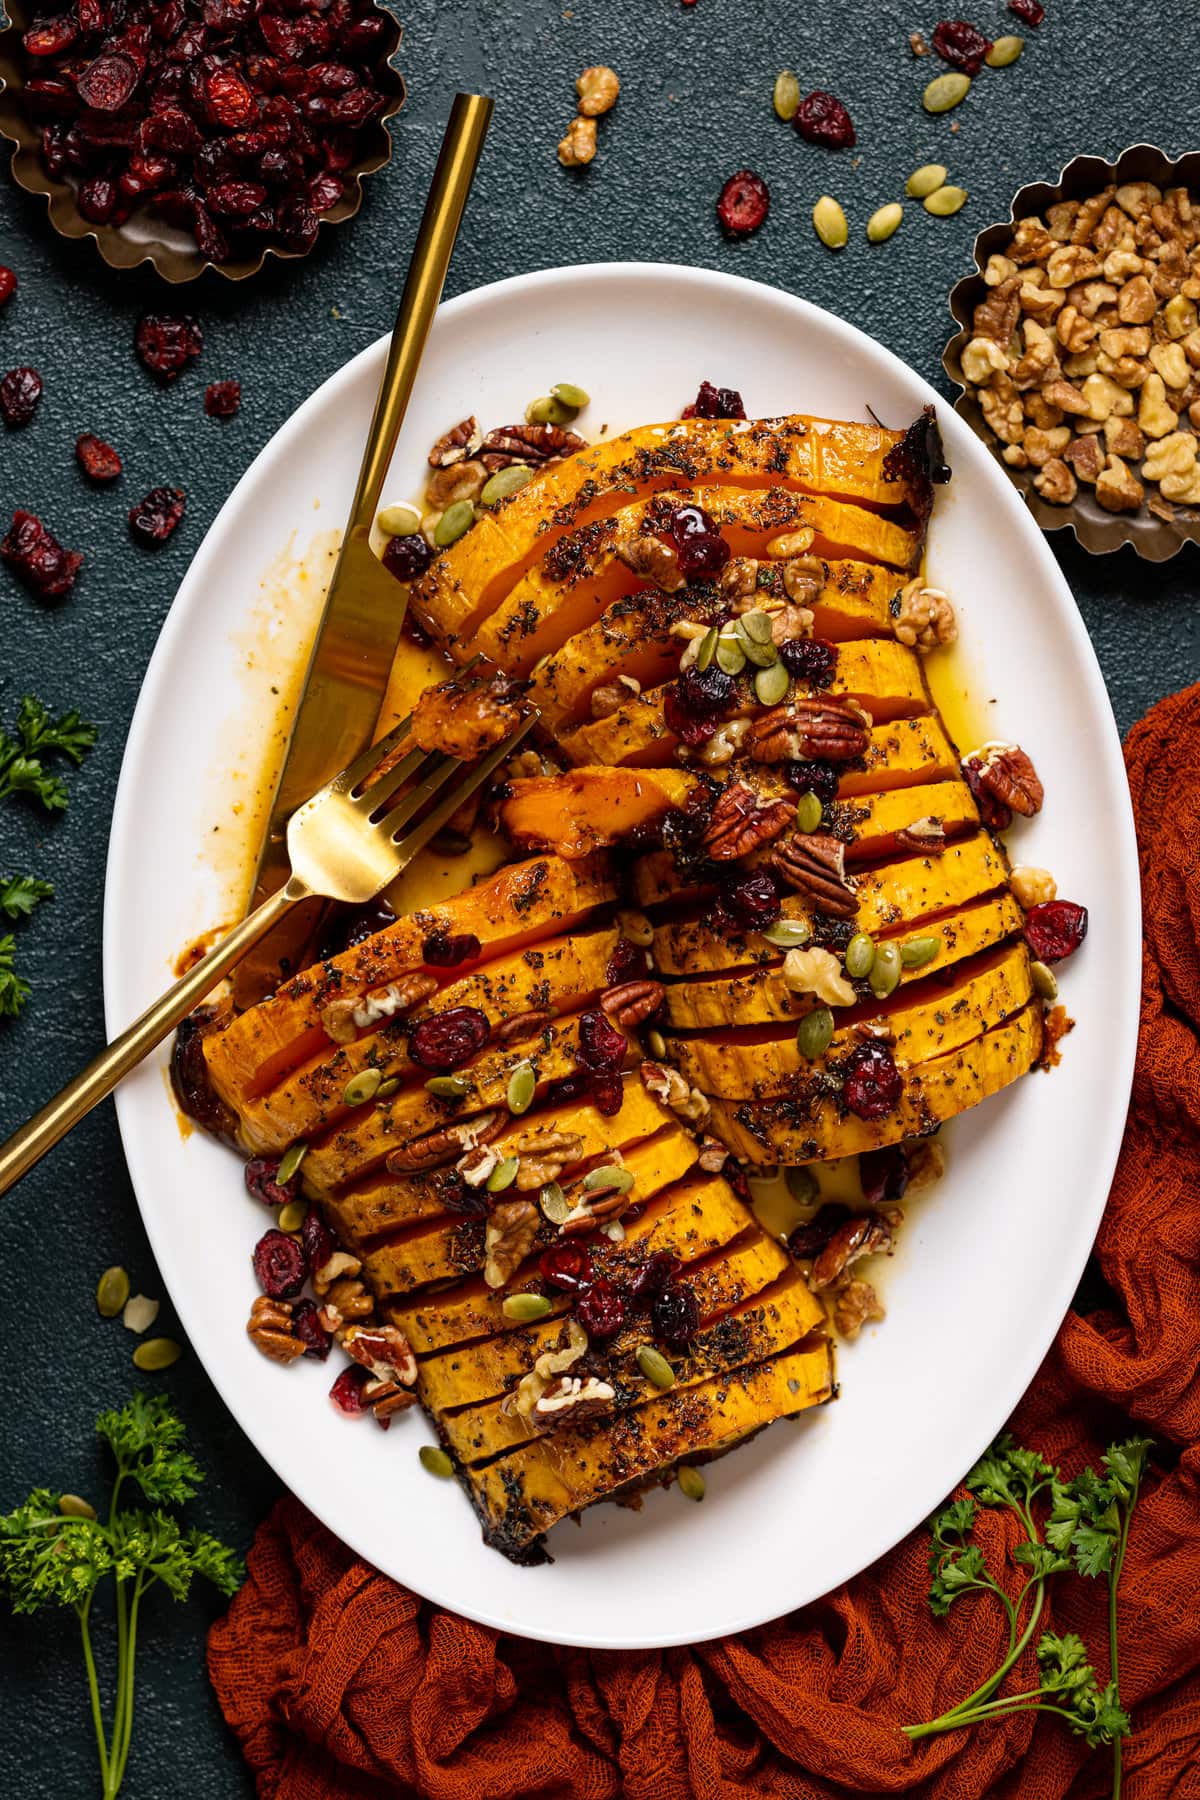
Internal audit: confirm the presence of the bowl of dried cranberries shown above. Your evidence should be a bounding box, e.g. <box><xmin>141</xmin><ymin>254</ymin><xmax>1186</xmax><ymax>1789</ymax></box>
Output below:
<box><xmin>0</xmin><ymin>0</ymin><xmax>404</xmax><ymax>282</ymax></box>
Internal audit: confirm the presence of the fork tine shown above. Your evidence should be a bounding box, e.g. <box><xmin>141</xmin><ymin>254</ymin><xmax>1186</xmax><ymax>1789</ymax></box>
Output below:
<box><xmin>349</xmin><ymin>742</ymin><xmax>432</xmax><ymax>811</ymax></box>
<box><xmin>329</xmin><ymin>714</ymin><xmax>414</xmax><ymax>796</ymax></box>
<box><xmin>368</xmin><ymin>749</ymin><xmax>461</xmax><ymax>836</ymax></box>
<box><xmin>383</xmin><ymin>713</ymin><xmax>538</xmax><ymax>868</ymax></box>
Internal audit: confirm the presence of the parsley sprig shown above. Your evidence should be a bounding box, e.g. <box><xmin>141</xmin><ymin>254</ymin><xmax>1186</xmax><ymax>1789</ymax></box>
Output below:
<box><xmin>0</xmin><ymin>1396</ymin><xmax>244</xmax><ymax>1799</ymax></box>
<box><xmin>0</xmin><ymin>876</ymin><xmax>53</xmax><ymax>1018</ymax></box>
<box><xmin>0</xmin><ymin>695</ymin><xmax>96</xmax><ymax>811</ymax></box>
<box><xmin>905</xmin><ymin>1434</ymin><xmax>1152</xmax><ymax>1798</ymax></box>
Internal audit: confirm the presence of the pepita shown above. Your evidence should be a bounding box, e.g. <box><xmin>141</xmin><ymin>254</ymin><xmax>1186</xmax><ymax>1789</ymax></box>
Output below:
<box><xmin>132</xmin><ymin>1337</ymin><xmax>182</xmax><ymax>1373</ymax></box>
<box><xmin>795</xmin><ymin>791</ymin><xmax>823</xmax><ymax>835</ymax></box>
<box><xmin>375</xmin><ymin>1076</ymin><xmax>401</xmax><ymax>1100</ymax></box>
<box><xmin>636</xmin><ymin>1344</ymin><xmax>676</xmax><ymax>1390</ymax></box>
<box><xmin>480</xmin><ymin>464</ymin><xmax>535</xmax><ymax>506</ymax></box>
<box><xmin>869</xmin><ymin>941</ymin><xmax>903</xmax><ymax>998</ymax></box>
<box><xmin>755</xmin><ymin>660</ymin><xmax>790</xmax><ymax>707</ymax></box>
<box><xmin>715</xmin><ymin>634</ymin><xmax>747</xmax><ymax>676</ymax></box>
<box><xmin>502</xmin><ymin>1292</ymin><xmax>553</xmax><ymax>1322</ymax></box>
<box><xmin>419</xmin><ymin>1445</ymin><xmax>455</xmax><ymax>1479</ymax></box>
<box><xmin>845</xmin><ymin>932</ymin><xmax>876</xmax><ymax>979</ymax></box>
<box><xmin>58</xmin><ymin>1494</ymin><xmax>97</xmax><ymax>1520</ymax></box>
<box><xmin>900</xmin><ymin>934</ymin><xmax>939</xmax><ymax>968</ymax></box>
<box><xmin>276</xmin><ymin>1141</ymin><xmax>308</xmax><ymax>1185</ymax></box>
<box><xmin>812</xmin><ymin>195</ymin><xmax>848</xmax><ymax>250</ymax></box>
<box><xmin>762</xmin><ymin>917</ymin><xmax>812</xmax><ymax>949</ymax></box>
<box><xmin>433</xmin><ymin>499</ymin><xmax>475</xmax><ymax>547</ymax></box>
<box><xmin>551</xmin><ymin>381</ymin><xmax>591</xmax><ymax>410</ymax></box>
<box><xmin>866</xmin><ymin>202</ymin><xmax>903</xmax><ymax>244</ymax></box>
<box><xmin>1031</xmin><ymin>960</ymin><xmax>1058</xmax><ymax>1001</ymax></box>
<box><xmin>377</xmin><ymin>501</ymin><xmax>421</xmax><ymax>536</ymax></box>
<box><xmin>906</xmin><ymin>163</ymin><xmax>948</xmax><ymax>197</ymax></box>
<box><xmin>677</xmin><ymin>1465</ymin><xmax>706</xmax><ymax>1502</ymax></box>
<box><xmin>583</xmin><ymin>1164</ymin><xmax>634</xmax><ymax>1194</ymax></box>
<box><xmin>772</xmin><ymin>69</ymin><xmax>801</xmax><ymax>121</ymax></box>
<box><xmin>985</xmin><ymin>33</ymin><xmax>1023</xmax><ymax>65</ymax></box>
<box><xmin>487</xmin><ymin>1156</ymin><xmax>520</xmax><ymax>1193</ymax></box>
<box><xmin>696</xmin><ymin>625</ymin><xmax>719</xmax><ymax>672</ymax></box>
<box><xmin>786</xmin><ymin>1165</ymin><xmax>819</xmax><ymax>1205</ymax></box>
<box><xmin>796</xmin><ymin>1006</ymin><xmax>835</xmax><ymax>1060</ymax></box>
<box><xmin>506</xmin><ymin>1062</ymin><xmax>536</xmax><ymax>1115</ymax></box>
<box><xmin>922</xmin><ymin>71</ymin><xmax>971</xmax><ymax>112</ymax></box>
<box><xmin>924</xmin><ymin>184</ymin><xmax>968</xmax><ymax>216</ymax></box>
<box><xmin>646</xmin><ymin>1027</ymin><xmax>668</xmax><ymax>1058</ymax></box>
<box><xmin>96</xmin><ymin>1265</ymin><xmax>130</xmax><ymax>1319</ymax></box>
<box><xmin>278</xmin><ymin>1199</ymin><xmax>307</xmax><ymax>1233</ymax></box>
<box><xmin>739</xmin><ymin>607</ymin><xmax>775</xmax><ymax>646</ymax></box>
<box><xmin>539</xmin><ymin>1182</ymin><xmax>569</xmax><ymax>1224</ymax></box>
<box><xmin>426</xmin><ymin>1074</ymin><xmax>469</xmax><ymax>1099</ymax></box>
<box><xmin>342</xmin><ymin>1067</ymin><xmax>383</xmax><ymax>1108</ymax></box>
<box><xmin>740</xmin><ymin>635</ymin><xmax>779</xmax><ymax>670</ymax></box>
<box><xmin>526</xmin><ymin>393</ymin><xmax>577</xmax><ymax>426</ymax></box>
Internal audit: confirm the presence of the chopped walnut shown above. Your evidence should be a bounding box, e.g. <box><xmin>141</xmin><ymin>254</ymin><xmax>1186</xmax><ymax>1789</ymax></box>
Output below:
<box><xmin>426</xmin><ymin>458</ymin><xmax>487</xmax><ymax>510</ymax></box>
<box><xmin>247</xmin><ymin>1295</ymin><xmax>306</xmax><ymax>1363</ymax></box>
<box><xmin>1013</xmin><ymin>320</ymin><xmax>1059</xmax><ymax>388</ymax></box>
<box><xmin>766</xmin><ymin>528</ymin><xmax>816</xmax><ymax>560</ymax></box>
<box><xmin>770</xmin><ymin>600</ymin><xmax>816</xmax><ymax>643</ymax></box>
<box><xmin>698</xmin><ymin>718</ymin><xmax>751</xmax><ymax>766</ymax></box>
<box><xmin>1034</xmin><ymin>457</ymin><xmax>1077</xmax><ymax>504</ymax></box>
<box><xmin>1138</xmin><ymin>372</ymin><xmax>1179</xmax><ymax>438</ymax></box>
<box><xmin>782</xmin><ymin>946</ymin><xmax>856</xmax><ymax>1008</ymax></box>
<box><xmin>640</xmin><ymin>1060</ymin><xmax>710</xmax><ymax>1125</ymax></box>
<box><xmin>1142</xmin><ymin>430</ymin><xmax>1198</xmax><ymax>485</ymax></box>
<box><xmin>972</xmin><ymin>274</ymin><xmax>1022</xmax><ymax>345</ymax></box>
<box><xmin>831</xmin><ymin>1278</ymin><xmax>885</xmax><ymax>1340</ymax></box>
<box><xmin>960</xmin><ymin>336</ymin><xmax>1009</xmax><ymax>385</ymax></box>
<box><xmin>316</xmin><ymin>1274</ymin><xmax>373</xmax><ymax>1335</ymax></box>
<box><xmin>484</xmin><ymin>1199</ymin><xmax>540</xmax><ymax>1289</ymax></box>
<box><xmin>558</xmin><ymin>115</ymin><xmax>597</xmax><ymax>167</ymax></box>
<box><xmin>575</xmin><ymin>64</ymin><xmax>619</xmax><ymax>116</ymax></box>
<box><xmin>983</xmin><ymin>252</ymin><xmax>1019</xmax><ymax>286</ymax></box>
<box><xmin>1018</xmin><ymin>278</ymin><xmax>1064</xmax><ymax>323</ymax></box>
<box><xmin>893</xmin><ymin>580</ymin><xmax>957</xmax><ymax>652</ymax></box>
<box><xmin>719</xmin><ymin>556</ymin><xmax>759</xmax><ymax>601</ymax></box>
<box><xmin>511</xmin><ymin>1128</ymin><xmax>586</xmax><ymax>1190</ymax></box>
<box><xmin>1116</xmin><ymin>182</ymin><xmax>1161</xmax><ymax>219</ymax></box>
<box><xmin>905</xmin><ymin>1137</ymin><xmax>946</xmax><ymax>1192</ymax></box>
<box><xmin>1063</xmin><ymin>433</ymin><xmax>1103</xmax><ymax>483</ymax></box>
<box><xmin>513</xmin><ymin>1319</ymin><xmax>588</xmax><ymax>1419</ymax></box>
<box><xmin>697</xmin><ymin>1134</ymin><xmax>729</xmax><ymax>1173</ymax></box>
<box><xmin>1116</xmin><ymin>274</ymin><xmax>1157</xmax><ymax>323</ymax></box>
<box><xmin>1095</xmin><ymin>453</ymin><xmax>1145</xmax><ymax>513</ymax></box>
<box><xmin>1023</xmin><ymin>424</ymin><xmax>1071</xmax><ymax>467</ymax></box>
<box><xmin>614</xmin><ymin>528</ymin><xmax>684</xmax><ymax>592</ymax></box>
<box><xmin>1010</xmin><ymin>864</ymin><xmax>1058</xmax><ymax>909</ymax></box>
<box><xmin>1104</xmin><ymin>414</ymin><xmax>1145</xmax><ymax>459</ymax></box>
<box><xmin>1149</xmin><ymin>341</ymin><xmax>1190</xmax><ymax>390</ymax></box>
<box><xmin>979</xmin><ymin>383</ymin><xmax>1025</xmax><ymax>445</ymax></box>
<box><xmin>1045</xmin><ymin>200</ymin><xmax>1079</xmax><ymax>242</ymax></box>
<box><xmin>1009</xmin><ymin>216</ymin><xmax>1054</xmax><ymax>266</ymax></box>
<box><xmin>590</xmin><ymin>674</ymin><xmax>640</xmax><ymax>719</ymax></box>
<box><xmin>1055</xmin><ymin>304</ymin><xmax>1095</xmax><ymax>354</ymax></box>
<box><xmin>313</xmin><ymin>1249</ymin><xmax>362</xmax><ymax>1296</ymax></box>
<box><xmin>781</xmin><ymin>553</ymin><xmax>825</xmax><ymax>608</ymax></box>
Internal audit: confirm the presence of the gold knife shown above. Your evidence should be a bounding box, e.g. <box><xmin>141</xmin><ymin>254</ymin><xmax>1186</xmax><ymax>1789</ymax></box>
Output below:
<box><xmin>233</xmin><ymin>92</ymin><xmax>493</xmax><ymax>1004</ymax></box>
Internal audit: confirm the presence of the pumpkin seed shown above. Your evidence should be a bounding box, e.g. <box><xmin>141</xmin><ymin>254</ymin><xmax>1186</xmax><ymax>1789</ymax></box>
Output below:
<box><xmin>122</xmin><ymin>1294</ymin><xmax>159</xmax><ymax>1334</ymax></box>
<box><xmin>132</xmin><ymin>1337</ymin><xmax>182</xmax><ymax>1373</ymax></box>
<box><xmin>739</xmin><ymin>607</ymin><xmax>775</xmax><ymax>646</ymax></box>
<box><xmin>812</xmin><ymin>195</ymin><xmax>848</xmax><ymax>250</ymax></box>
<box><xmin>647</xmin><ymin>1027</ymin><xmax>668</xmax><ymax>1058</ymax></box>
<box><xmin>740</xmin><ymin>635</ymin><xmax>779</xmax><ymax>670</ymax></box>
<box><xmin>377</xmin><ymin>501</ymin><xmax>421</xmax><ymax>537</ymax></box>
<box><xmin>677</xmin><ymin>1465</ymin><xmax>706</xmax><ymax>1502</ymax></box>
<box><xmin>795</xmin><ymin>791</ymin><xmax>823</xmax><ymax>835</ymax></box>
<box><xmin>58</xmin><ymin>1494</ymin><xmax>97</xmax><ymax>1520</ymax></box>
<box><xmin>900</xmin><ymin>934</ymin><xmax>940</xmax><ymax>968</ymax></box>
<box><xmin>762</xmin><ymin>917</ymin><xmax>812</xmax><ymax>949</ymax></box>
<box><xmin>539</xmin><ymin>1181</ymin><xmax>569</xmax><ymax>1224</ymax></box>
<box><xmin>696</xmin><ymin>625</ymin><xmax>718</xmax><ymax>672</ymax></box>
<box><xmin>922</xmin><ymin>71</ymin><xmax>971</xmax><ymax>113</ymax></box>
<box><xmin>277</xmin><ymin>1141</ymin><xmax>308</xmax><ymax>1185</ymax></box>
<box><xmin>375</xmin><ymin>1076</ymin><xmax>401</xmax><ymax>1100</ymax></box>
<box><xmin>502</xmin><ymin>1292</ymin><xmax>553</xmax><ymax>1322</ymax></box>
<box><xmin>96</xmin><ymin>1265</ymin><xmax>130</xmax><ymax>1319</ymax></box>
<box><xmin>419</xmin><ymin>1445</ymin><xmax>455</xmax><ymax>1478</ymax></box>
<box><xmin>845</xmin><ymin>932</ymin><xmax>876</xmax><ymax>979</ymax></box>
<box><xmin>796</xmin><ymin>1006</ymin><xmax>835</xmax><ymax>1060</ymax></box>
<box><xmin>487</xmin><ymin>1156</ymin><xmax>520</xmax><ymax>1193</ymax></box>
<box><xmin>924</xmin><ymin>184</ymin><xmax>968</xmax><ymax>216</ymax></box>
<box><xmin>584</xmin><ymin>1164</ymin><xmax>633</xmax><ymax>1193</ymax></box>
<box><xmin>506</xmin><ymin>1062</ymin><xmax>536</xmax><ymax>1115</ymax></box>
<box><xmin>773</xmin><ymin>69</ymin><xmax>801</xmax><ymax>121</ymax></box>
<box><xmin>715</xmin><ymin>634</ymin><xmax>747</xmax><ymax>676</ymax></box>
<box><xmin>637</xmin><ymin>1344</ymin><xmax>676</xmax><ymax>1390</ymax></box>
<box><xmin>342</xmin><ymin>1067</ymin><xmax>382</xmax><ymax>1108</ymax></box>
<box><xmin>786</xmin><ymin>1165</ymin><xmax>819</xmax><ymax>1205</ymax></box>
<box><xmin>433</xmin><ymin>500</ymin><xmax>475</xmax><ymax>547</ymax></box>
<box><xmin>755</xmin><ymin>660</ymin><xmax>790</xmax><ymax>707</ymax></box>
<box><xmin>869</xmin><ymin>941</ymin><xmax>903</xmax><ymax>998</ymax></box>
<box><xmin>526</xmin><ymin>393</ymin><xmax>577</xmax><ymax>426</ymax></box>
<box><xmin>866</xmin><ymin>202</ymin><xmax>903</xmax><ymax>244</ymax></box>
<box><xmin>985</xmin><ymin>33</ymin><xmax>1023</xmax><ymax>66</ymax></box>
<box><xmin>481</xmin><ymin>464</ymin><xmax>535</xmax><ymax>506</ymax></box>
<box><xmin>1031</xmin><ymin>960</ymin><xmax>1058</xmax><ymax>1001</ymax></box>
<box><xmin>551</xmin><ymin>381</ymin><xmax>590</xmax><ymax>410</ymax></box>
<box><xmin>426</xmin><ymin>1074</ymin><xmax>469</xmax><ymax>1099</ymax></box>
<box><xmin>278</xmin><ymin>1199</ymin><xmax>307</xmax><ymax>1233</ymax></box>
<box><xmin>906</xmin><ymin>163</ymin><xmax>948</xmax><ymax>198</ymax></box>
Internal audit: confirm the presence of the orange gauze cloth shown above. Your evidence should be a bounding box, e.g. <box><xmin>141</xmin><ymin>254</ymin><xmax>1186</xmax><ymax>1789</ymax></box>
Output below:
<box><xmin>209</xmin><ymin>685</ymin><xmax>1200</xmax><ymax>1798</ymax></box>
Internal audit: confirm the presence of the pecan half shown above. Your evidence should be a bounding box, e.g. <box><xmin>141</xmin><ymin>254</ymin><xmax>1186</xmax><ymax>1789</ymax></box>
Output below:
<box><xmin>385</xmin><ymin>1110</ymin><xmax>503</xmax><ymax>1173</ymax></box>
<box><xmin>344</xmin><ymin>1323</ymin><xmax>418</xmax><ymax>1388</ymax></box>
<box><xmin>247</xmin><ymin>1295</ymin><xmax>306</xmax><ymax>1364</ymax></box>
<box><xmin>600</xmin><ymin>978</ymin><xmax>663</xmax><ymax>1029</ymax></box>
<box><xmin>429</xmin><ymin>416</ymin><xmax>482</xmax><ymax>467</ymax></box>
<box><xmin>484</xmin><ymin>1199</ymin><xmax>540</xmax><ymax>1288</ymax></box>
<box><xmin>809</xmin><ymin>1212</ymin><xmax>894</xmax><ymax>1290</ymax></box>
<box><xmin>493</xmin><ymin>1007</ymin><xmax>557</xmax><ymax>1046</ymax></box>
<box><xmin>532</xmin><ymin>1373</ymin><xmax>615</xmax><ymax>1429</ymax></box>
<box><xmin>697</xmin><ymin>1133</ymin><xmax>729</xmax><ymax>1172</ymax></box>
<box><xmin>772</xmin><ymin>833</ymin><xmax>857</xmax><ymax>918</ymax></box>
<box><xmin>703</xmin><ymin>781</ymin><xmax>795</xmax><ymax>860</ymax></box>
<box><xmin>363</xmin><ymin>1379</ymin><xmax>420</xmax><ymax>1423</ymax></box>
<box><xmin>481</xmin><ymin>423</ymin><xmax>587</xmax><ymax>467</ymax></box>
<box><xmin>962</xmin><ymin>742</ymin><xmax>1044</xmax><ymax>829</ymax></box>
<box><xmin>559</xmin><ymin>1174</ymin><xmax>634</xmax><ymax>1235</ymax></box>
<box><xmin>320</xmin><ymin>971</ymin><xmax>438</xmax><ymax>1045</ymax></box>
<box><xmin>316</xmin><ymin>1275</ymin><xmax>373</xmax><ymax>1334</ymax></box>
<box><xmin>894</xmin><ymin>815</ymin><xmax>946</xmax><ymax>851</ymax></box>
<box><xmin>748</xmin><ymin>697</ymin><xmax>870</xmax><ymax>763</ymax></box>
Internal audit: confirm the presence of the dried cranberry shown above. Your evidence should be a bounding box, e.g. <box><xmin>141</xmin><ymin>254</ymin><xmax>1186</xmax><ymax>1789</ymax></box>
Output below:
<box><xmin>663</xmin><ymin>686</ymin><xmax>717</xmax><ymax>748</ymax></box>
<box><xmin>625</xmin><ymin>1250</ymin><xmax>680</xmax><ymax>1302</ymax></box>
<box><xmin>794</xmin><ymin>90</ymin><xmax>856</xmax><ymax>149</ymax></box>
<box><xmin>666</xmin><ymin>503</ymin><xmax>731</xmax><ymax>579</ymax></box>
<box><xmin>300</xmin><ymin>1205</ymin><xmax>335</xmax><ymax>1273</ymax></box>
<box><xmin>540</xmin><ymin>1241</ymin><xmax>594</xmax><ymax>1293</ymax></box>
<box><xmin>1008</xmin><ymin>0</ymin><xmax>1044</xmax><ymax>22</ymax></box>
<box><xmin>253</xmin><ymin>1227</ymin><xmax>307</xmax><ymax>1299</ymax></box>
<box><xmin>787</xmin><ymin>1202</ymin><xmax>851</xmax><ymax>1260</ymax></box>
<box><xmin>408</xmin><ymin>1005</ymin><xmax>490</xmax><ymax>1072</ymax></box>
<box><xmin>317</xmin><ymin>896</ymin><xmax>395</xmax><ymax>959</ymax></box>
<box><xmin>193</xmin><ymin>205</ymin><xmax>230</xmax><ymax>263</ymax></box>
<box><xmin>207</xmin><ymin>178</ymin><xmax>267</xmax><ymax>216</ymax></box>
<box><xmin>329</xmin><ymin>1364</ymin><xmax>370</xmax><ymax>1415</ymax></box>
<box><xmin>712</xmin><ymin>868</ymin><xmax>781</xmax><ymax>933</ymax></box>
<box><xmin>141</xmin><ymin>106</ymin><xmax>202</xmax><ymax>153</ymax></box>
<box><xmin>309</xmin><ymin>170</ymin><xmax>344</xmax><ymax>212</ymax></box>
<box><xmin>23</xmin><ymin>14</ymin><xmax>78</xmax><ymax>55</ymax></box>
<box><xmin>422</xmin><ymin>930</ymin><xmax>481</xmax><ymax>967</ymax></box>
<box><xmin>842</xmin><ymin>1041</ymin><xmax>903</xmax><ymax>1121</ymax></box>
<box><xmin>544</xmin><ymin>1072</ymin><xmax>593</xmax><ymax>1109</ymax></box>
<box><xmin>0</xmin><ymin>269</ymin><xmax>17</xmax><ymax>308</ymax></box>
<box><xmin>291</xmin><ymin>1298</ymin><xmax>331</xmax><ymax>1360</ymax></box>
<box><xmin>590</xmin><ymin>1073</ymin><xmax>624</xmax><ymax>1116</ymax></box>
<box><xmin>129</xmin><ymin>485</ymin><xmax>186</xmax><ymax>546</ymax></box>
<box><xmin>931</xmin><ymin>20</ymin><xmax>993</xmax><ymax>73</ymax></box>
<box><xmin>77</xmin><ymin>50</ymin><xmax>139</xmax><ymax>110</ymax></box>
<box><xmin>275</xmin><ymin>195</ymin><xmax>319</xmax><ymax>251</ymax></box>
<box><xmin>0</xmin><ymin>367</ymin><xmax>43</xmax><ymax>428</ymax></box>
<box><xmin>682</xmin><ymin>379</ymin><xmax>746</xmax><ymax>420</ymax></box>
<box><xmin>170</xmin><ymin>1009</ymin><xmax>238</xmax><ymax>1141</ymax></box>
<box><xmin>1</xmin><ymin>510</ymin><xmax>82</xmax><ymax>598</ymax></box>
<box><xmin>576</xmin><ymin>1277</ymin><xmax>626</xmax><ymax>1339</ymax></box>
<box><xmin>244</xmin><ymin>1154</ymin><xmax>295</xmax><ymax>1206</ymax></box>
<box><xmin>382</xmin><ymin>532</ymin><xmax>433</xmax><ymax>584</ymax></box>
<box><xmin>577</xmin><ymin>1007</ymin><xmax>627</xmax><ymax>1072</ymax></box>
<box><xmin>786</xmin><ymin>759</ymin><xmax>840</xmax><ymax>804</ymax></box>
<box><xmin>725</xmin><ymin>1160</ymin><xmax>752</xmax><ymax>1205</ymax></box>
<box><xmin>962</xmin><ymin>755</ymin><xmax>1012</xmax><ymax>831</ymax></box>
<box><xmin>135</xmin><ymin>312</ymin><xmax>202</xmax><ymax>382</ymax></box>
<box><xmin>677</xmin><ymin>662</ymin><xmax>737</xmax><ymax>718</ymax></box>
<box><xmin>204</xmin><ymin>378</ymin><xmax>241</xmax><ymax>418</ymax></box>
<box><xmin>1024</xmin><ymin>900</ymin><xmax>1088</xmax><ymax>964</ymax></box>
<box><xmin>652</xmin><ymin>1281</ymin><xmax>699</xmax><ymax>1347</ymax></box>
<box><xmin>779</xmin><ymin>638</ymin><xmax>837</xmax><ymax>687</ymax></box>
<box><xmin>433</xmin><ymin>1168</ymin><xmax>487</xmax><ymax>1216</ymax></box>
<box><xmin>858</xmin><ymin>1145</ymin><xmax>909</xmax><ymax>1208</ymax></box>
<box><xmin>605</xmin><ymin>937</ymin><xmax>648</xmax><ymax>986</ymax></box>
<box><xmin>204</xmin><ymin>65</ymin><xmax>253</xmax><ymax>127</ymax></box>
<box><xmin>717</xmin><ymin>168</ymin><xmax>770</xmax><ymax>238</ymax></box>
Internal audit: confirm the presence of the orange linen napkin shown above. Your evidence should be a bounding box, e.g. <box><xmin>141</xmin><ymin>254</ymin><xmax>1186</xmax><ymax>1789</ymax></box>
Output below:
<box><xmin>208</xmin><ymin>686</ymin><xmax>1200</xmax><ymax>1799</ymax></box>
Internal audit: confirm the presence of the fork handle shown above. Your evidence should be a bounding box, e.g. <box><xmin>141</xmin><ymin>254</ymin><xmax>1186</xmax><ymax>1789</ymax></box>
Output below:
<box><xmin>0</xmin><ymin>880</ymin><xmax>303</xmax><ymax>1197</ymax></box>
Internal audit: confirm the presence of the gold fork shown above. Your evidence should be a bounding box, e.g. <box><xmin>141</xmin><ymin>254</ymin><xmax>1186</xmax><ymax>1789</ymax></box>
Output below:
<box><xmin>0</xmin><ymin>700</ymin><xmax>537</xmax><ymax>1196</ymax></box>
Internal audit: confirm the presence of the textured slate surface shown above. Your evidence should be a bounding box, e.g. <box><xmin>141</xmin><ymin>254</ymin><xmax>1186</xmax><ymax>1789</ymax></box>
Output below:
<box><xmin>0</xmin><ymin>0</ymin><xmax>1196</xmax><ymax>1792</ymax></box>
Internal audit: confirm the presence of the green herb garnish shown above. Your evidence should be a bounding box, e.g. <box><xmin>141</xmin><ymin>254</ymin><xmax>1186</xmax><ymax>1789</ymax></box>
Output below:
<box><xmin>0</xmin><ymin>695</ymin><xmax>96</xmax><ymax>811</ymax></box>
<box><xmin>0</xmin><ymin>875</ymin><xmax>53</xmax><ymax>1017</ymax></box>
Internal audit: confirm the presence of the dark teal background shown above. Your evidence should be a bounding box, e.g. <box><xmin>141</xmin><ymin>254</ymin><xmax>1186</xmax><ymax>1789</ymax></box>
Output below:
<box><xmin>0</xmin><ymin>0</ymin><xmax>1196</xmax><ymax>1791</ymax></box>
